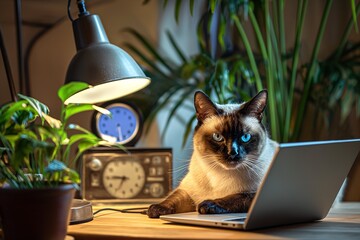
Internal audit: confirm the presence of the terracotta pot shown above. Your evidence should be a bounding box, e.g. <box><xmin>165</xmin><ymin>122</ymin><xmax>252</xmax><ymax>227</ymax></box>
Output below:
<box><xmin>0</xmin><ymin>184</ymin><xmax>75</xmax><ymax>240</ymax></box>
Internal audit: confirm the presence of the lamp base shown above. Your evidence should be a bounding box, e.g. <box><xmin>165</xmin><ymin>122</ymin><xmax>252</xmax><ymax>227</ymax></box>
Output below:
<box><xmin>70</xmin><ymin>199</ymin><xmax>93</xmax><ymax>224</ymax></box>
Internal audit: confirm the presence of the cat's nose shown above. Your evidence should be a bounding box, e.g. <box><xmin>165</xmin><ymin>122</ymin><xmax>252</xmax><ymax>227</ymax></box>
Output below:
<box><xmin>229</xmin><ymin>143</ymin><xmax>239</xmax><ymax>159</ymax></box>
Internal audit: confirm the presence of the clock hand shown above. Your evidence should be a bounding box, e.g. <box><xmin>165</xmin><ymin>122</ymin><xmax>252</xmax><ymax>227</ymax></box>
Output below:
<box><xmin>117</xmin><ymin>125</ymin><xmax>123</xmax><ymax>142</ymax></box>
<box><xmin>114</xmin><ymin>176</ymin><xmax>129</xmax><ymax>192</ymax></box>
<box><xmin>110</xmin><ymin>176</ymin><xmax>128</xmax><ymax>180</ymax></box>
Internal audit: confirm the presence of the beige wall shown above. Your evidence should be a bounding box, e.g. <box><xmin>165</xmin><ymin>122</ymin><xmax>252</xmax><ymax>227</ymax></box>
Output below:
<box><xmin>0</xmin><ymin>0</ymin><xmax>161</xmax><ymax>145</ymax></box>
<box><xmin>0</xmin><ymin>0</ymin><xmax>359</xmax><ymax>187</ymax></box>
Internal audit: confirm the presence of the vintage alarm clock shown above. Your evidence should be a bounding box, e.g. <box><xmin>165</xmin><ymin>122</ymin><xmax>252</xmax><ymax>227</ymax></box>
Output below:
<box><xmin>92</xmin><ymin>101</ymin><xmax>143</xmax><ymax>146</ymax></box>
<box><xmin>79</xmin><ymin>147</ymin><xmax>172</xmax><ymax>203</ymax></box>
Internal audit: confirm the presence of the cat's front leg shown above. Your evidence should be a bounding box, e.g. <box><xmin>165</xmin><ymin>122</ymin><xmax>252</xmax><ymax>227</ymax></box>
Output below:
<box><xmin>198</xmin><ymin>192</ymin><xmax>256</xmax><ymax>214</ymax></box>
<box><xmin>147</xmin><ymin>189</ymin><xmax>195</xmax><ymax>218</ymax></box>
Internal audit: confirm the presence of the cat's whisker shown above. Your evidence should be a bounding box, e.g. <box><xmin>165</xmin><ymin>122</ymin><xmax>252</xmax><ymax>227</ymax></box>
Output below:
<box><xmin>238</xmin><ymin>163</ymin><xmax>253</xmax><ymax>180</ymax></box>
<box><xmin>147</xmin><ymin>90</ymin><xmax>277</xmax><ymax>218</ymax></box>
<box><xmin>171</xmin><ymin>165</ymin><xmax>189</xmax><ymax>174</ymax></box>
<box><xmin>240</xmin><ymin>161</ymin><xmax>263</xmax><ymax>180</ymax></box>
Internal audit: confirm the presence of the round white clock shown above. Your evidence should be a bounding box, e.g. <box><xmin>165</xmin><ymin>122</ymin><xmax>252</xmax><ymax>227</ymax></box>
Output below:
<box><xmin>102</xmin><ymin>159</ymin><xmax>146</xmax><ymax>199</ymax></box>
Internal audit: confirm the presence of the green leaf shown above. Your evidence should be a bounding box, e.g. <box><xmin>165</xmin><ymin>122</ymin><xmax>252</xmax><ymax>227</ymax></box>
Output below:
<box><xmin>341</xmin><ymin>89</ymin><xmax>354</xmax><ymax>123</ymax></box>
<box><xmin>63</xmin><ymin>104</ymin><xmax>109</xmax><ymax>122</ymax></box>
<box><xmin>18</xmin><ymin>94</ymin><xmax>49</xmax><ymax>117</ymax></box>
<box><xmin>68</xmin><ymin>133</ymin><xmax>99</xmax><ymax>146</ymax></box>
<box><xmin>124</xmin><ymin>43</ymin><xmax>169</xmax><ymax>78</ymax></box>
<box><xmin>166</xmin><ymin>30</ymin><xmax>188</xmax><ymax>64</ymax></box>
<box><xmin>144</xmin><ymin>84</ymin><xmax>183</xmax><ymax>133</ymax></box>
<box><xmin>58</xmin><ymin>82</ymin><xmax>89</xmax><ymax>103</ymax></box>
<box><xmin>175</xmin><ymin>0</ymin><xmax>182</xmax><ymax>23</ymax></box>
<box><xmin>189</xmin><ymin>0</ymin><xmax>194</xmax><ymax>16</ymax></box>
<box><xmin>12</xmin><ymin>135</ymin><xmax>54</xmax><ymax>169</ymax></box>
<box><xmin>218</xmin><ymin>15</ymin><xmax>226</xmax><ymax>51</ymax></box>
<box><xmin>329</xmin><ymin>80</ymin><xmax>345</xmax><ymax>108</ymax></box>
<box><xmin>350</xmin><ymin>0</ymin><xmax>359</xmax><ymax>32</ymax></box>
<box><xmin>67</xmin><ymin>124</ymin><xmax>93</xmax><ymax>135</ymax></box>
<box><xmin>0</xmin><ymin>100</ymin><xmax>31</xmax><ymax>125</ymax></box>
<box><xmin>210</xmin><ymin>0</ymin><xmax>217</xmax><ymax>13</ymax></box>
<box><xmin>45</xmin><ymin>160</ymin><xmax>67</xmax><ymax>173</ymax></box>
<box><xmin>162</xmin><ymin>0</ymin><xmax>169</xmax><ymax>8</ymax></box>
<box><xmin>67</xmin><ymin>169</ymin><xmax>81</xmax><ymax>185</ymax></box>
<box><xmin>124</xmin><ymin>28</ymin><xmax>175</xmax><ymax>73</ymax></box>
<box><xmin>181</xmin><ymin>62</ymin><xmax>197</xmax><ymax>79</ymax></box>
<box><xmin>161</xmin><ymin>87</ymin><xmax>195</xmax><ymax>142</ymax></box>
<box><xmin>73</xmin><ymin>139</ymin><xmax>100</xmax><ymax>163</ymax></box>
<box><xmin>196</xmin><ymin>15</ymin><xmax>207</xmax><ymax>51</ymax></box>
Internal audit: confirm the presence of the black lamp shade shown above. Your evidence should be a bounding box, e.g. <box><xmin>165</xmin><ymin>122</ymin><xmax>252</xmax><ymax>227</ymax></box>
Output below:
<box><xmin>65</xmin><ymin>14</ymin><xmax>150</xmax><ymax>104</ymax></box>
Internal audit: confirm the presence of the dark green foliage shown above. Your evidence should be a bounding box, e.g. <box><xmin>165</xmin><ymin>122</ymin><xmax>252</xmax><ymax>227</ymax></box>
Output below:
<box><xmin>130</xmin><ymin>0</ymin><xmax>360</xmax><ymax>144</ymax></box>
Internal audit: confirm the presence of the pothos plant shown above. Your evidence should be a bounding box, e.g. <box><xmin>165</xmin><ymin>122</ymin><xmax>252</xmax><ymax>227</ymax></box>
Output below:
<box><xmin>0</xmin><ymin>82</ymin><xmax>119</xmax><ymax>189</ymax></box>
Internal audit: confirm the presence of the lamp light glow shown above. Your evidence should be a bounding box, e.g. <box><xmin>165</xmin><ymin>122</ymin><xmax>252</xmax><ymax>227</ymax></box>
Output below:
<box><xmin>65</xmin><ymin>1</ymin><xmax>150</xmax><ymax>104</ymax></box>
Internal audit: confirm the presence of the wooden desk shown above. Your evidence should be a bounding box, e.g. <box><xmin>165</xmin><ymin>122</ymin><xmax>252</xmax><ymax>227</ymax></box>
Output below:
<box><xmin>67</xmin><ymin>202</ymin><xmax>360</xmax><ymax>240</ymax></box>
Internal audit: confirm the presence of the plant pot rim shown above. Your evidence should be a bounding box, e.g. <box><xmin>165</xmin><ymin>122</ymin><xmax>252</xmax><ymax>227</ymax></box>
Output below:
<box><xmin>1</xmin><ymin>183</ymin><xmax>76</xmax><ymax>191</ymax></box>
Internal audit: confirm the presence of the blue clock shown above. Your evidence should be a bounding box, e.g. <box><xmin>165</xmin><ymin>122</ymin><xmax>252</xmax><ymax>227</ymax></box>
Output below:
<box><xmin>93</xmin><ymin>102</ymin><xmax>143</xmax><ymax>146</ymax></box>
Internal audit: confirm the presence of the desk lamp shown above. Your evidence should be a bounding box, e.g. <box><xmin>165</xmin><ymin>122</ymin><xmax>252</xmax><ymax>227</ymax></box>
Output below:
<box><xmin>64</xmin><ymin>0</ymin><xmax>150</xmax><ymax>105</ymax></box>
<box><xmin>65</xmin><ymin>0</ymin><xmax>150</xmax><ymax>223</ymax></box>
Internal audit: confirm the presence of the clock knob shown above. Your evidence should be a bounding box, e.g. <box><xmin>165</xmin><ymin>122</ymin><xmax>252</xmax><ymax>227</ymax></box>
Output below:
<box><xmin>149</xmin><ymin>183</ymin><xmax>165</xmax><ymax>198</ymax></box>
<box><xmin>88</xmin><ymin>158</ymin><xmax>103</xmax><ymax>171</ymax></box>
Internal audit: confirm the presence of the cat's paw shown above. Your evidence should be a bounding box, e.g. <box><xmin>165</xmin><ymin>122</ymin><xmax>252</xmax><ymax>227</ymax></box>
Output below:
<box><xmin>147</xmin><ymin>203</ymin><xmax>175</xmax><ymax>218</ymax></box>
<box><xmin>198</xmin><ymin>200</ymin><xmax>229</xmax><ymax>214</ymax></box>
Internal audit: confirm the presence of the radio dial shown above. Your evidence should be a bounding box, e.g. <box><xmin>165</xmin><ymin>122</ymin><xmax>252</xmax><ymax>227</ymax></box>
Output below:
<box><xmin>88</xmin><ymin>158</ymin><xmax>102</xmax><ymax>171</ymax></box>
<box><xmin>149</xmin><ymin>183</ymin><xmax>165</xmax><ymax>198</ymax></box>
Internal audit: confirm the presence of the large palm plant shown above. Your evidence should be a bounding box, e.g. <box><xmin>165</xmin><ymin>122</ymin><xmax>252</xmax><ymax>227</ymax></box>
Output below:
<box><xmin>126</xmin><ymin>0</ymin><xmax>360</xmax><ymax>144</ymax></box>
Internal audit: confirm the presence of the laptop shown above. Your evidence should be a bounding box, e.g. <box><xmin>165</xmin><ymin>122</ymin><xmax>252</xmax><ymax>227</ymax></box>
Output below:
<box><xmin>160</xmin><ymin>139</ymin><xmax>360</xmax><ymax>230</ymax></box>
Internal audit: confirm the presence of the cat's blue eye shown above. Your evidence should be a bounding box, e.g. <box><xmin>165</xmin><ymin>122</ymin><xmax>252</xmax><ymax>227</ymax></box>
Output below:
<box><xmin>241</xmin><ymin>133</ymin><xmax>251</xmax><ymax>143</ymax></box>
<box><xmin>212</xmin><ymin>133</ymin><xmax>224</xmax><ymax>142</ymax></box>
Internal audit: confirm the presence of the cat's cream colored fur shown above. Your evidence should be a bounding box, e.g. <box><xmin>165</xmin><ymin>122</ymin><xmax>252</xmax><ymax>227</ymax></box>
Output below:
<box><xmin>178</xmin><ymin>103</ymin><xmax>278</xmax><ymax>206</ymax></box>
<box><xmin>147</xmin><ymin>90</ymin><xmax>278</xmax><ymax>218</ymax></box>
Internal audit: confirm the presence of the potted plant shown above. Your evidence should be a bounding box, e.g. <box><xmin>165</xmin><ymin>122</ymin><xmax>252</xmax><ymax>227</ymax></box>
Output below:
<box><xmin>0</xmin><ymin>82</ymin><xmax>117</xmax><ymax>240</ymax></box>
<box><xmin>125</xmin><ymin>0</ymin><xmax>359</xmax><ymax>145</ymax></box>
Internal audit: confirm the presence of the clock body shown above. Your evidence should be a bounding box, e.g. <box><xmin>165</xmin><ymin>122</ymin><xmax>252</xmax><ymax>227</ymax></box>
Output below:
<box><xmin>79</xmin><ymin>147</ymin><xmax>173</xmax><ymax>202</ymax></box>
<box><xmin>92</xmin><ymin>102</ymin><xmax>143</xmax><ymax>146</ymax></box>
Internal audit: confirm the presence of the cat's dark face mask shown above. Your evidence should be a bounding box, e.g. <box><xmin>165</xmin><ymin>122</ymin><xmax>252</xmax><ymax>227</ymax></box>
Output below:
<box><xmin>203</xmin><ymin>115</ymin><xmax>264</xmax><ymax>170</ymax></box>
<box><xmin>193</xmin><ymin>90</ymin><xmax>268</xmax><ymax>170</ymax></box>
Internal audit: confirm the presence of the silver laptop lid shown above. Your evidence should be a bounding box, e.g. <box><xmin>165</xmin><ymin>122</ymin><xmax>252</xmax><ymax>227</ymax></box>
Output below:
<box><xmin>244</xmin><ymin>139</ymin><xmax>360</xmax><ymax>230</ymax></box>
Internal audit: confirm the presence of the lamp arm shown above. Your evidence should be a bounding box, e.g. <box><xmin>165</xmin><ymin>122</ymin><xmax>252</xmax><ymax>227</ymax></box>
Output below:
<box><xmin>67</xmin><ymin>0</ymin><xmax>74</xmax><ymax>22</ymax></box>
<box><xmin>0</xmin><ymin>28</ymin><xmax>18</xmax><ymax>102</ymax></box>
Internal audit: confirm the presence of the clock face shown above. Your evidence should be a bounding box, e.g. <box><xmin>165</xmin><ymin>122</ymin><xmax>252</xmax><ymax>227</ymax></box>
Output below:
<box><xmin>102</xmin><ymin>159</ymin><xmax>146</xmax><ymax>199</ymax></box>
<box><xmin>95</xmin><ymin>103</ymin><xmax>141</xmax><ymax>145</ymax></box>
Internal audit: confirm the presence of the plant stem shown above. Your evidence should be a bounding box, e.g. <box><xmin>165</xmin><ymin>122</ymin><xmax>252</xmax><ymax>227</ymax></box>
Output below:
<box><xmin>283</xmin><ymin>0</ymin><xmax>308</xmax><ymax>142</ymax></box>
<box><xmin>248</xmin><ymin>7</ymin><xmax>268</xmax><ymax>63</ymax></box>
<box><xmin>232</xmin><ymin>14</ymin><xmax>263</xmax><ymax>91</ymax></box>
<box><xmin>265</xmin><ymin>0</ymin><xmax>280</xmax><ymax>141</ymax></box>
<box><xmin>333</xmin><ymin>1</ymin><xmax>360</xmax><ymax>61</ymax></box>
<box><xmin>269</xmin><ymin>17</ymin><xmax>285</xmax><ymax>137</ymax></box>
<box><xmin>292</xmin><ymin>0</ymin><xmax>334</xmax><ymax>140</ymax></box>
<box><xmin>278</xmin><ymin>0</ymin><xmax>287</xmax><ymax>80</ymax></box>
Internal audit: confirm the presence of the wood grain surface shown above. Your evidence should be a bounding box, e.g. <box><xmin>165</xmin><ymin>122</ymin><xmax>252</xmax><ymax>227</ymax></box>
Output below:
<box><xmin>67</xmin><ymin>202</ymin><xmax>360</xmax><ymax>240</ymax></box>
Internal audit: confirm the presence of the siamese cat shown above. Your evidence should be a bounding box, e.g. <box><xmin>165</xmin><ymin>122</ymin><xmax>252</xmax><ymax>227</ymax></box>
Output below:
<box><xmin>147</xmin><ymin>89</ymin><xmax>278</xmax><ymax>218</ymax></box>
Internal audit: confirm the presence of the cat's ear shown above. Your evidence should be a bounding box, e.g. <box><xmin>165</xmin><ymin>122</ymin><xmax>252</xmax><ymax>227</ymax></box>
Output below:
<box><xmin>241</xmin><ymin>90</ymin><xmax>268</xmax><ymax>121</ymax></box>
<box><xmin>194</xmin><ymin>91</ymin><xmax>219</xmax><ymax>122</ymax></box>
